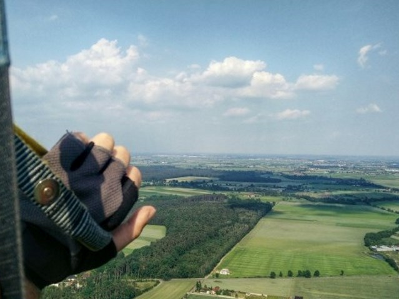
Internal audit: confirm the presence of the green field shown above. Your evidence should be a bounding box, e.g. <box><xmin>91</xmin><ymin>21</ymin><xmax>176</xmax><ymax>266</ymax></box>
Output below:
<box><xmin>136</xmin><ymin>275</ymin><xmax>399</xmax><ymax>299</ymax></box>
<box><xmin>201</xmin><ymin>276</ymin><xmax>399</xmax><ymax>299</ymax></box>
<box><xmin>136</xmin><ymin>279</ymin><xmax>196</xmax><ymax>299</ymax></box>
<box><xmin>366</xmin><ymin>173</ymin><xmax>399</xmax><ymax>189</ymax></box>
<box><xmin>217</xmin><ymin>201</ymin><xmax>397</xmax><ymax>277</ymax></box>
<box><xmin>122</xmin><ymin>225</ymin><xmax>166</xmax><ymax>255</ymax></box>
<box><xmin>140</xmin><ymin>186</ymin><xmax>213</xmax><ymax>197</ymax></box>
<box><xmin>374</xmin><ymin>200</ymin><xmax>399</xmax><ymax>212</ymax></box>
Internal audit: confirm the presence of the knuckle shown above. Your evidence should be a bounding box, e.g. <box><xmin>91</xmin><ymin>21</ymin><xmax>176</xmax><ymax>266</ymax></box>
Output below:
<box><xmin>72</xmin><ymin>132</ymin><xmax>89</xmax><ymax>144</ymax></box>
<box><xmin>113</xmin><ymin>145</ymin><xmax>131</xmax><ymax>166</ymax></box>
<box><xmin>128</xmin><ymin>166</ymin><xmax>142</xmax><ymax>187</ymax></box>
<box><xmin>91</xmin><ymin>132</ymin><xmax>115</xmax><ymax>150</ymax></box>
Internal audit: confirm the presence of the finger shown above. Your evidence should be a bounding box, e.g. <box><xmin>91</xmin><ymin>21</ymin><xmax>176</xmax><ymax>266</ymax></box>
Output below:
<box><xmin>126</xmin><ymin>166</ymin><xmax>142</xmax><ymax>188</ymax></box>
<box><xmin>113</xmin><ymin>145</ymin><xmax>130</xmax><ymax>167</ymax></box>
<box><xmin>90</xmin><ymin>132</ymin><xmax>114</xmax><ymax>152</ymax></box>
<box><xmin>112</xmin><ymin>206</ymin><xmax>156</xmax><ymax>252</ymax></box>
<box><xmin>72</xmin><ymin>132</ymin><xmax>90</xmax><ymax>144</ymax></box>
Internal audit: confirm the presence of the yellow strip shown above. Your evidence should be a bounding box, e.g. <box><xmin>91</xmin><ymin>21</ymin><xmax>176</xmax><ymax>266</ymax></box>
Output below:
<box><xmin>13</xmin><ymin>124</ymin><xmax>48</xmax><ymax>157</ymax></box>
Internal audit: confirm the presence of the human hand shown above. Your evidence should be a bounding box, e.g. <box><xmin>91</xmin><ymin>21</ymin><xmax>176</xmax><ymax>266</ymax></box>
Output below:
<box><xmin>19</xmin><ymin>131</ymin><xmax>155</xmax><ymax>292</ymax></box>
<box><xmin>68</xmin><ymin>132</ymin><xmax>156</xmax><ymax>251</ymax></box>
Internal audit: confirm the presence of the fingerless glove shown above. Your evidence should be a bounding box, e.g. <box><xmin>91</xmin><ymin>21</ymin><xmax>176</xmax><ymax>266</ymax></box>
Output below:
<box><xmin>16</xmin><ymin>132</ymin><xmax>138</xmax><ymax>289</ymax></box>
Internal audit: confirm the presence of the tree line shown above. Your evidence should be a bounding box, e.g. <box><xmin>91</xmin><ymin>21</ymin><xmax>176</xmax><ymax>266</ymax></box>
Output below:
<box><xmin>270</xmin><ymin>269</ymin><xmax>321</xmax><ymax>278</ymax></box>
<box><xmin>281</xmin><ymin>174</ymin><xmax>384</xmax><ymax>188</ymax></box>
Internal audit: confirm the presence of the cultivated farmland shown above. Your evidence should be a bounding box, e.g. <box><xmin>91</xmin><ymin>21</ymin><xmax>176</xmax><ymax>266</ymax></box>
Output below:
<box><xmin>140</xmin><ymin>186</ymin><xmax>212</xmax><ymax>197</ymax></box>
<box><xmin>216</xmin><ymin>201</ymin><xmax>397</xmax><ymax>277</ymax></box>
<box><xmin>201</xmin><ymin>276</ymin><xmax>399</xmax><ymax>299</ymax></box>
<box><xmin>41</xmin><ymin>154</ymin><xmax>399</xmax><ymax>299</ymax></box>
<box><xmin>135</xmin><ymin>279</ymin><xmax>196</xmax><ymax>299</ymax></box>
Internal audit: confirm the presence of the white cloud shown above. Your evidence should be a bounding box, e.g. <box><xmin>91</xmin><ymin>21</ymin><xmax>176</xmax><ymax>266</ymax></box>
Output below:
<box><xmin>240</xmin><ymin>71</ymin><xmax>294</xmax><ymax>99</ymax></box>
<box><xmin>174</xmin><ymin>56</ymin><xmax>296</xmax><ymax>102</ymax></box>
<box><xmin>295</xmin><ymin>74</ymin><xmax>339</xmax><ymax>90</ymax></box>
<box><xmin>128</xmin><ymin>77</ymin><xmax>201</xmax><ymax>107</ymax></box>
<box><xmin>11</xmin><ymin>38</ymin><xmax>140</xmax><ymax>102</ymax></box>
<box><xmin>357</xmin><ymin>43</ymin><xmax>381</xmax><ymax>68</ymax></box>
<box><xmin>193</xmin><ymin>56</ymin><xmax>265</xmax><ymax>87</ymax></box>
<box><xmin>223</xmin><ymin>107</ymin><xmax>250</xmax><ymax>117</ymax></box>
<box><xmin>126</xmin><ymin>56</ymin><xmax>293</xmax><ymax>107</ymax></box>
<box><xmin>11</xmin><ymin>39</ymin><xmax>340</xmax><ymax>133</ymax></box>
<box><xmin>356</xmin><ymin>103</ymin><xmax>382</xmax><ymax>114</ymax></box>
<box><xmin>276</xmin><ymin>109</ymin><xmax>310</xmax><ymax>120</ymax></box>
<box><xmin>66</xmin><ymin>39</ymin><xmax>139</xmax><ymax>84</ymax></box>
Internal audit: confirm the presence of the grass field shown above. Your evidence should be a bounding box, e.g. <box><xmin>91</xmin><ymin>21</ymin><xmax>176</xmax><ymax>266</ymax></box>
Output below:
<box><xmin>201</xmin><ymin>276</ymin><xmax>399</xmax><ymax>299</ymax></box>
<box><xmin>140</xmin><ymin>186</ymin><xmax>212</xmax><ymax>197</ymax></box>
<box><xmin>122</xmin><ymin>225</ymin><xmax>166</xmax><ymax>255</ymax></box>
<box><xmin>216</xmin><ymin>201</ymin><xmax>398</xmax><ymax>278</ymax></box>
<box><xmin>374</xmin><ymin>200</ymin><xmax>399</xmax><ymax>212</ymax></box>
<box><xmin>373</xmin><ymin>179</ymin><xmax>399</xmax><ymax>189</ymax></box>
<box><xmin>364</xmin><ymin>173</ymin><xmax>399</xmax><ymax>189</ymax></box>
<box><xmin>136</xmin><ymin>279</ymin><xmax>196</xmax><ymax>299</ymax></box>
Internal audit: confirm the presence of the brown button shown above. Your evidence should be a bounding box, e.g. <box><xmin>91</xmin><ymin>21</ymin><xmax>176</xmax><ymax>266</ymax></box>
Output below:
<box><xmin>34</xmin><ymin>178</ymin><xmax>60</xmax><ymax>205</ymax></box>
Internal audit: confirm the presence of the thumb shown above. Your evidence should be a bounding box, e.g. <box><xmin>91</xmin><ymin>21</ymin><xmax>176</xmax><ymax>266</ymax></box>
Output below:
<box><xmin>112</xmin><ymin>206</ymin><xmax>156</xmax><ymax>252</ymax></box>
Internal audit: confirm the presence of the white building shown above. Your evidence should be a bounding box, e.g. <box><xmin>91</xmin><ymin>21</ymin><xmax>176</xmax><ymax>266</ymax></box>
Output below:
<box><xmin>371</xmin><ymin>245</ymin><xmax>399</xmax><ymax>252</ymax></box>
<box><xmin>219</xmin><ymin>268</ymin><xmax>230</xmax><ymax>275</ymax></box>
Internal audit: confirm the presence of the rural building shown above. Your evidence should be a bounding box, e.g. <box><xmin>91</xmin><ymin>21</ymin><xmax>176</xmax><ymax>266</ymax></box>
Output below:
<box><xmin>370</xmin><ymin>245</ymin><xmax>399</xmax><ymax>252</ymax></box>
<box><xmin>219</xmin><ymin>268</ymin><xmax>230</xmax><ymax>275</ymax></box>
<box><xmin>50</xmin><ymin>275</ymin><xmax>82</xmax><ymax>288</ymax></box>
<box><xmin>245</xmin><ymin>292</ymin><xmax>265</xmax><ymax>297</ymax></box>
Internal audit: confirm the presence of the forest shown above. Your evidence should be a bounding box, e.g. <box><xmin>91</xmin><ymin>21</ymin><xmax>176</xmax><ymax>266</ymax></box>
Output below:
<box><xmin>42</xmin><ymin>194</ymin><xmax>273</xmax><ymax>299</ymax></box>
<box><xmin>104</xmin><ymin>194</ymin><xmax>272</xmax><ymax>280</ymax></box>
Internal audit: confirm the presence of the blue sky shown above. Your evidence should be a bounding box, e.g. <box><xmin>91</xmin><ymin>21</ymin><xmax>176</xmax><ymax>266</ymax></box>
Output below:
<box><xmin>6</xmin><ymin>0</ymin><xmax>399</xmax><ymax>156</ymax></box>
